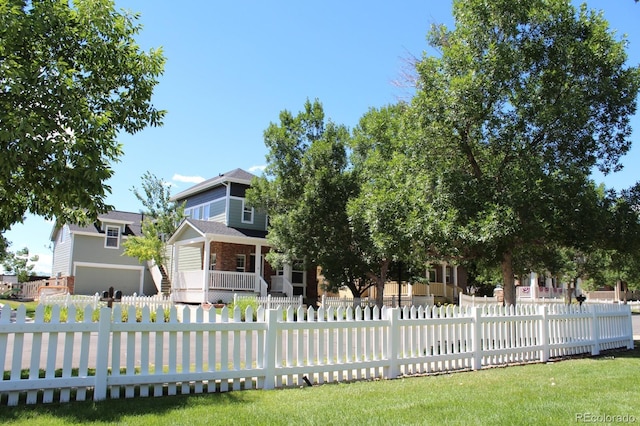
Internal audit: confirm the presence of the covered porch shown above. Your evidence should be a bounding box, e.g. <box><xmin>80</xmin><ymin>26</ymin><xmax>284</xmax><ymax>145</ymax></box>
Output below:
<box><xmin>168</xmin><ymin>219</ymin><xmax>273</xmax><ymax>304</ymax></box>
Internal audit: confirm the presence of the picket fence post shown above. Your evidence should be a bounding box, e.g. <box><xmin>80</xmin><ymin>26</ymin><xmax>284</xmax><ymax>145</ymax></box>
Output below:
<box><xmin>627</xmin><ymin>305</ymin><xmax>635</xmax><ymax>350</ymax></box>
<box><xmin>386</xmin><ymin>307</ymin><xmax>401</xmax><ymax>379</ymax></box>
<box><xmin>262</xmin><ymin>309</ymin><xmax>279</xmax><ymax>390</ymax></box>
<box><xmin>93</xmin><ymin>307</ymin><xmax>113</xmax><ymax>401</ymax></box>
<box><xmin>590</xmin><ymin>306</ymin><xmax>601</xmax><ymax>356</ymax></box>
<box><xmin>539</xmin><ymin>305</ymin><xmax>550</xmax><ymax>363</ymax></box>
<box><xmin>471</xmin><ymin>307</ymin><xmax>483</xmax><ymax>370</ymax></box>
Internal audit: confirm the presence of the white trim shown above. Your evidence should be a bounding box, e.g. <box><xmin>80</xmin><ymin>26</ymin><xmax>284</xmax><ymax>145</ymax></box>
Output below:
<box><xmin>104</xmin><ymin>225</ymin><xmax>121</xmax><ymax>249</ymax></box>
<box><xmin>225</xmin><ymin>183</ymin><xmax>231</xmax><ymax>226</ymax></box>
<box><xmin>72</xmin><ymin>261</ymin><xmax>145</xmax><ymax>295</ymax></box>
<box><xmin>68</xmin><ymin>230</ymin><xmax>131</xmax><ymax>240</ymax></box>
<box><xmin>241</xmin><ymin>199</ymin><xmax>254</xmax><ymax>224</ymax></box>
<box><xmin>98</xmin><ymin>217</ymin><xmax>134</xmax><ymax>226</ymax></box>
<box><xmin>171</xmin><ymin>175</ymin><xmax>253</xmax><ymax>201</ymax></box>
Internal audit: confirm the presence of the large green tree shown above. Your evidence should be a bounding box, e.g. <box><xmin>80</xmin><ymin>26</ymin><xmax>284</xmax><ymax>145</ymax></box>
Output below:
<box><xmin>0</xmin><ymin>0</ymin><xmax>165</xmax><ymax>235</ymax></box>
<box><xmin>408</xmin><ymin>0</ymin><xmax>640</xmax><ymax>305</ymax></box>
<box><xmin>349</xmin><ymin>103</ymin><xmax>426</xmax><ymax>306</ymax></box>
<box><xmin>247</xmin><ymin>100</ymin><xmax>377</xmax><ymax>300</ymax></box>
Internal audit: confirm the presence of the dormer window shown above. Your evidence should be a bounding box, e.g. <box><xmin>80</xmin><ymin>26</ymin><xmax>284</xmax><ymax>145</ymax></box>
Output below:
<box><xmin>105</xmin><ymin>225</ymin><xmax>120</xmax><ymax>248</ymax></box>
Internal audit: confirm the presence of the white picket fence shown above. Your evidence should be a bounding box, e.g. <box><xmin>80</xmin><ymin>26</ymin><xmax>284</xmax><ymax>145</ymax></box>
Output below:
<box><xmin>39</xmin><ymin>293</ymin><xmax>173</xmax><ymax>311</ymax></box>
<box><xmin>321</xmin><ymin>294</ymin><xmax>435</xmax><ymax>309</ymax></box>
<box><xmin>0</xmin><ymin>303</ymin><xmax>633</xmax><ymax>406</ymax></box>
<box><xmin>232</xmin><ymin>294</ymin><xmax>303</xmax><ymax>310</ymax></box>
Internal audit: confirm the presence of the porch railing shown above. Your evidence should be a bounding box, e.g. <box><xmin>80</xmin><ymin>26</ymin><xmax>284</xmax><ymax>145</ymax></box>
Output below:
<box><xmin>208</xmin><ymin>270</ymin><xmax>258</xmax><ymax>292</ymax></box>
<box><xmin>271</xmin><ymin>276</ymin><xmax>294</xmax><ymax>297</ymax></box>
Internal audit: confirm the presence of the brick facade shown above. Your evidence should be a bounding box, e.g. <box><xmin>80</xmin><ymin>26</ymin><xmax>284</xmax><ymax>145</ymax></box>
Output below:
<box><xmin>209</xmin><ymin>242</ymin><xmax>275</xmax><ymax>285</ymax></box>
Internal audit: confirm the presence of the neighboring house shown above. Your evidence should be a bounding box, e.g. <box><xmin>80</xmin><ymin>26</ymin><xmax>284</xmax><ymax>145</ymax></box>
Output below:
<box><xmin>331</xmin><ymin>262</ymin><xmax>469</xmax><ymax>304</ymax></box>
<box><xmin>168</xmin><ymin>168</ymin><xmax>318</xmax><ymax>304</ymax></box>
<box><xmin>50</xmin><ymin>211</ymin><xmax>157</xmax><ymax>296</ymax></box>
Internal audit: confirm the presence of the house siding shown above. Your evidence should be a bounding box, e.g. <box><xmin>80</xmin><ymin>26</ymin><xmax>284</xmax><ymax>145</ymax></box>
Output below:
<box><xmin>208</xmin><ymin>199</ymin><xmax>226</xmax><ymax>222</ymax></box>
<box><xmin>71</xmin><ymin>234</ymin><xmax>140</xmax><ymax>267</ymax></box>
<box><xmin>178</xmin><ymin>227</ymin><xmax>202</xmax><ymax>241</ymax></box>
<box><xmin>183</xmin><ymin>186</ymin><xmax>226</xmax><ymax>208</ymax></box>
<box><xmin>177</xmin><ymin>245</ymin><xmax>202</xmax><ymax>271</ymax></box>
<box><xmin>228</xmin><ymin>198</ymin><xmax>267</xmax><ymax>231</ymax></box>
<box><xmin>68</xmin><ymin>233</ymin><xmax>155</xmax><ymax>295</ymax></box>
<box><xmin>51</xmin><ymin>225</ymin><xmax>72</xmax><ymax>276</ymax></box>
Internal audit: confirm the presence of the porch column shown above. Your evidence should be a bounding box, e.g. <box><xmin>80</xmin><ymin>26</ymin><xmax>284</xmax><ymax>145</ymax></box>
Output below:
<box><xmin>284</xmin><ymin>263</ymin><xmax>292</xmax><ymax>283</ymax></box>
<box><xmin>453</xmin><ymin>265</ymin><xmax>458</xmax><ymax>288</ymax></box>
<box><xmin>173</xmin><ymin>244</ymin><xmax>180</xmax><ymax>287</ymax></box>
<box><xmin>530</xmin><ymin>272</ymin><xmax>538</xmax><ymax>301</ymax></box>
<box><xmin>203</xmin><ymin>238</ymin><xmax>211</xmax><ymax>303</ymax></box>
<box><xmin>441</xmin><ymin>262</ymin><xmax>446</xmax><ymax>297</ymax></box>
<box><xmin>255</xmin><ymin>243</ymin><xmax>262</xmax><ymax>294</ymax></box>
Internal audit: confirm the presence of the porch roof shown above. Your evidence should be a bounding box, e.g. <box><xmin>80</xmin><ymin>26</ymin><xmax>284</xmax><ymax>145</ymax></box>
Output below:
<box><xmin>168</xmin><ymin>218</ymin><xmax>270</xmax><ymax>246</ymax></box>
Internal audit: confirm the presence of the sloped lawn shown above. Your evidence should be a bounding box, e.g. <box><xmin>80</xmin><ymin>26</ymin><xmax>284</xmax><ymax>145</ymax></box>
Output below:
<box><xmin>1</xmin><ymin>344</ymin><xmax>639</xmax><ymax>425</ymax></box>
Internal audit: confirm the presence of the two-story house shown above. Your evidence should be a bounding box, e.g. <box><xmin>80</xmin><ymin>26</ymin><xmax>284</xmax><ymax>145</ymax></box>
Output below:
<box><xmin>167</xmin><ymin>168</ymin><xmax>317</xmax><ymax>304</ymax></box>
<box><xmin>50</xmin><ymin>211</ymin><xmax>157</xmax><ymax>296</ymax></box>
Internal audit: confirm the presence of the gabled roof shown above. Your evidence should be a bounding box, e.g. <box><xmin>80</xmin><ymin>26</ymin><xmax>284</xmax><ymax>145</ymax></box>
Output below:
<box><xmin>51</xmin><ymin>210</ymin><xmax>144</xmax><ymax>241</ymax></box>
<box><xmin>171</xmin><ymin>168</ymin><xmax>256</xmax><ymax>201</ymax></box>
<box><xmin>168</xmin><ymin>218</ymin><xmax>268</xmax><ymax>246</ymax></box>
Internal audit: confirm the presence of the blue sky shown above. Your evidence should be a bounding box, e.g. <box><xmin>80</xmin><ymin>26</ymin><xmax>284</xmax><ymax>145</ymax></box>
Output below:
<box><xmin>4</xmin><ymin>0</ymin><xmax>640</xmax><ymax>275</ymax></box>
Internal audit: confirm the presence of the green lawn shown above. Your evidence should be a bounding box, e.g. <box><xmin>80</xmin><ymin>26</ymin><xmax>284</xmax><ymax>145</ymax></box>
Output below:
<box><xmin>1</xmin><ymin>343</ymin><xmax>638</xmax><ymax>425</ymax></box>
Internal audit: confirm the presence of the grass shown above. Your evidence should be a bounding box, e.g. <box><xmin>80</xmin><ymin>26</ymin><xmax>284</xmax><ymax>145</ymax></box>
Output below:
<box><xmin>0</xmin><ymin>300</ymin><xmax>39</xmax><ymax>317</ymax></box>
<box><xmin>1</xmin><ymin>344</ymin><xmax>639</xmax><ymax>425</ymax></box>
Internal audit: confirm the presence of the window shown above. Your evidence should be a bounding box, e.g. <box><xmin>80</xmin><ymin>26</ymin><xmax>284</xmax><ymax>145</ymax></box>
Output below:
<box><xmin>242</xmin><ymin>201</ymin><xmax>254</xmax><ymax>224</ymax></box>
<box><xmin>236</xmin><ymin>255</ymin><xmax>246</xmax><ymax>272</ymax></box>
<box><xmin>428</xmin><ymin>269</ymin><xmax>437</xmax><ymax>283</ymax></box>
<box><xmin>209</xmin><ymin>253</ymin><xmax>217</xmax><ymax>270</ymax></box>
<box><xmin>105</xmin><ymin>225</ymin><xmax>120</xmax><ymax>248</ymax></box>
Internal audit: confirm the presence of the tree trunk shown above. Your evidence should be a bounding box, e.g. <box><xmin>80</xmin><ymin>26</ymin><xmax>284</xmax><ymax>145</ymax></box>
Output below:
<box><xmin>375</xmin><ymin>259</ymin><xmax>390</xmax><ymax>308</ymax></box>
<box><xmin>501</xmin><ymin>251</ymin><xmax>516</xmax><ymax>306</ymax></box>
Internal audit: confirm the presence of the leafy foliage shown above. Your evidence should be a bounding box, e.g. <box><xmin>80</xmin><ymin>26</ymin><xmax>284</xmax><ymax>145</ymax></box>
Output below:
<box><xmin>407</xmin><ymin>0</ymin><xmax>640</xmax><ymax>304</ymax></box>
<box><xmin>247</xmin><ymin>100</ymin><xmax>374</xmax><ymax>297</ymax></box>
<box><xmin>0</xmin><ymin>0</ymin><xmax>165</xmax><ymax>233</ymax></box>
<box><xmin>2</xmin><ymin>247</ymin><xmax>39</xmax><ymax>282</ymax></box>
<box><xmin>123</xmin><ymin>172</ymin><xmax>185</xmax><ymax>267</ymax></box>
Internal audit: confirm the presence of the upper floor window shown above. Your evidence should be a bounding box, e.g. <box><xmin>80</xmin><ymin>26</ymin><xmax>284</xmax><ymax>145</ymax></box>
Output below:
<box><xmin>105</xmin><ymin>225</ymin><xmax>120</xmax><ymax>248</ymax></box>
<box><xmin>242</xmin><ymin>201</ymin><xmax>254</xmax><ymax>224</ymax></box>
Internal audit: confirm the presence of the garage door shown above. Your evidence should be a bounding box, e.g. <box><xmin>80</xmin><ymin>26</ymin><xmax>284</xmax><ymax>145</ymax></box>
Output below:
<box><xmin>74</xmin><ymin>265</ymin><xmax>142</xmax><ymax>296</ymax></box>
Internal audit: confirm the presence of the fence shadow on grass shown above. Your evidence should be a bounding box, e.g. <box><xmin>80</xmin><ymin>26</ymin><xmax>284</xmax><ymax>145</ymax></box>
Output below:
<box><xmin>0</xmin><ymin>389</ymin><xmax>251</xmax><ymax>423</ymax></box>
<box><xmin>592</xmin><ymin>342</ymin><xmax>640</xmax><ymax>360</ymax></box>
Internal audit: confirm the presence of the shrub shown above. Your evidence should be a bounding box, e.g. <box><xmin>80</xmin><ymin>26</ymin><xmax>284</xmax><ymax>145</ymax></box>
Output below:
<box><xmin>228</xmin><ymin>298</ymin><xmax>259</xmax><ymax>321</ymax></box>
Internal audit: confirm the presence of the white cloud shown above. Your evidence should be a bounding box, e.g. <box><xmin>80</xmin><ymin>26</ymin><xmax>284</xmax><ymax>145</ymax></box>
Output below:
<box><xmin>33</xmin><ymin>252</ymin><xmax>53</xmax><ymax>276</ymax></box>
<box><xmin>248</xmin><ymin>165</ymin><xmax>266</xmax><ymax>174</ymax></box>
<box><xmin>172</xmin><ymin>174</ymin><xmax>205</xmax><ymax>184</ymax></box>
